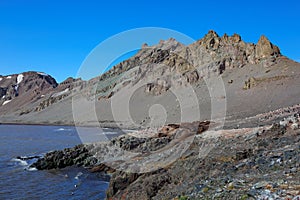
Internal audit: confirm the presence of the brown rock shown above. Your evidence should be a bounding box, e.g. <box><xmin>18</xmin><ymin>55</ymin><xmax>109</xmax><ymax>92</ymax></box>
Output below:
<box><xmin>255</xmin><ymin>35</ymin><xmax>281</xmax><ymax>60</ymax></box>
<box><xmin>90</xmin><ymin>163</ymin><xmax>116</xmax><ymax>173</ymax></box>
<box><xmin>230</xmin><ymin>33</ymin><xmax>241</xmax><ymax>43</ymax></box>
<box><xmin>200</xmin><ymin>30</ymin><xmax>220</xmax><ymax>50</ymax></box>
<box><xmin>243</xmin><ymin>77</ymin><xmax>257</xmax><ymax>90</ymax></box>
<box><xmin>158</xmin><ymin>124</ymin><xmax>180</xmax><ymax>137</ymax></box>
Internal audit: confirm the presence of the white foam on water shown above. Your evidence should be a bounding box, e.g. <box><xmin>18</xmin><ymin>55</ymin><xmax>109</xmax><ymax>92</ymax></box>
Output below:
<box><xmin>103</xmin><ymin>131</ymin><xmax>119</xmax><ymax>135</ymax></box>
<box><xmin>17</xmin><ymin>74</ymin><xmax>24</xmax><ymax>84</ymax></box>
<box><xmin>74</xmin><ymin>172</ymin><xmax>83</xmax><ymax>180</ymax></box>
<box><xmin>54</xmin><ymin>128</ymin><xmax>73</xmax><ymax>132</ymax></box>
<box><xmin>26</xmin><ymin>167</ymin><xmax>37</xmax><ymax>171</ymax></box>
<box><xmin>12</xmin><ymin>158</ymin><xmax>28</xmax><ymax>166</ymax></box>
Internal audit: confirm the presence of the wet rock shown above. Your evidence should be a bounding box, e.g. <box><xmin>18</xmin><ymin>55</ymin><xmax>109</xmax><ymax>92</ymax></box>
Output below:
<box><xmin>30</xmin><ymin>144</ymin><xmax>94</xmax><ymax>170</ymax></box>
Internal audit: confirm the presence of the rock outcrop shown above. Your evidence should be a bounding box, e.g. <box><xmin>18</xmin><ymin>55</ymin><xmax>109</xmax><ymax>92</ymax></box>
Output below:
<box><xmin>92</xmin><ymin>30</ymin><xmax>282</xmax><ymax>98</ymax></box>
<box><xmin>105</xmin><ymin>116</ymin><xmax>300</xmax><ymax>200</ymax></box>
<box><xmin>255</xmin><ymin>35</ymin><xmax>281</xmax><ymax>60</ymax></box>
<box><xmin>31</xmin><ymin>114</ymin><xmax>300</xmax><ymax>200</ymax></box>
<box><xmin>30</xmin><ymin>144</ymin><xmax>97</xmax><ymax>170</ymax></box>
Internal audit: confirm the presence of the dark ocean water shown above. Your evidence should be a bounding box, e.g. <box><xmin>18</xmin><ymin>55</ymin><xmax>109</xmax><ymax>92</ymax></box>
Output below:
<box><xmin>0</xmin><ymin>125</ymin><xmax>117</xmax><ymax>200</ymax></box>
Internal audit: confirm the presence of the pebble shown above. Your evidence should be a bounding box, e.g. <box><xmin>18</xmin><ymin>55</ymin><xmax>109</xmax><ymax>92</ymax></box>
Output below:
<box><xmin>253</xmin><ymin>181</ymin><xmax>268</xmax><ymax>189</ymax></box>
<box><xmin>293</xmin><ymin>195</ymin><xmax>300</xmax><ymax>200</ymax></box>
<box><xmin>227</xmin><ymin>182</ymin><xmax>234</xmax><ymax>190</ymax></box>
<box><xmin>291</xmin><ymin>123</ymin><xmax>299</xmax><ymax>130</ymax></box>
<box><xmin>216</xmin><ymin>188</ymin><xmax>223</xmax><ymax>193</ymax></box>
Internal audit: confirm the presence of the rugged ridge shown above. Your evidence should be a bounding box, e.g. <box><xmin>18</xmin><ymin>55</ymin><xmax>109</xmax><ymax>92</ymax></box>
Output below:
<box><xmin>93</xmin><ymin>30</ymin><xmax>283</xmax><ymax>97</ymax></box>
<box><xmin>0</xmin><ymin>30</ymin><xmax>299</xmax><ymax>128</ymax></box>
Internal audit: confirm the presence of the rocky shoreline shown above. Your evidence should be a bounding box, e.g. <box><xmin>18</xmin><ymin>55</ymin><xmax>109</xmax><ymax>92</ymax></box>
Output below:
<box><xmin>30</xmin><ymin>114</ymin><xmax>300</xmax><ymax>200</ymax></box>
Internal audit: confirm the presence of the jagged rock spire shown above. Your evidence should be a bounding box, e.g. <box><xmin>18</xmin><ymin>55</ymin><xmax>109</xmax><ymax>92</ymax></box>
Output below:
<box><xmin>199</xmin><ymin>30</ymin><xmax>220</xmax><ymax>50</ymax></box>
<box><xmin>255</xmin><ymin>35</ymin><xmax>281</xmax><ymax>59</ymax></box>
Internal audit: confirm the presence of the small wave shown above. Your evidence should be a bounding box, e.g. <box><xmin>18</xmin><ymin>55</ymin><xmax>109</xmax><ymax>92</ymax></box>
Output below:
<box><xmin>26</xmin><ymin>167</ymin><xmax>37</xmax><ymax>171</ymax></box>
<box><xmin>16</xmin><ymin>155</ymin><xmax>41</xmax><ymax>160</ymax></box>
<box><xmin>12</xmin><ymin>155</ymin><xmax>41</xmax><ymax>168</ymax></box>
<box><xmin>12</xmin><ymin>158</ymin><xmax>28</xmax><ymax>166</ymax></box>
<box><xmin>103</xmin><ymin>132</ymin><xmax>119</xmax><ymax>135</ymax></box>
<box><xmin>54</xmin><ymin>128</ymin><xmax>73</xmax><ymax>132</ymax></box>
<box><xmin>74</xmin><ymin>172</ymin><xmax>83</xmax><ymax>180</ymax></box>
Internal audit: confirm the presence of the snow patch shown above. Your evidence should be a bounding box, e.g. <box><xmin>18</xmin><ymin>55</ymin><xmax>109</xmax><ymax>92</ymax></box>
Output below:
<box><xmin>0</xmin><ymin>78</ymin><xmax>2</xmax><ymax>81</ymax></box>
<box><xmin>52</xmin><ymin>88</ymin><xmax>69</xmax><ymax>98</ymax></box>
<box><xmin>6</xmin><ymin>76</ymin><xmax>12</xmax><ymax>79</ymax></box>
<box><xmin>17</xmin><ymin>74</ymin><xmax>24</xmax><ymax>84</ymax></box>
<box><xmin>2</xmin><ymin>95</ymin><xmax>5</xmax><ymax>99</ymax></box>
<box><xmin>2</xmin><ymin>100</ymin><xmax>11</xmax><ymax>105</ymax></box>
<box><xmin>37</xmin><ymin>72</ymin><xmax>49</xmax><ymax>76</ymax></box>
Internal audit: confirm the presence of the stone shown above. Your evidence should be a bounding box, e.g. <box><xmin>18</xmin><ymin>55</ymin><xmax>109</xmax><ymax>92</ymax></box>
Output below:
<box><xmin>227</xmin><ymin>182</ymin><xmax>234</xmax><ymax>190</ymax></box>
<box><xmin>293</xmin><ymin>195</ymin><xmax>300</xmax><ymax>200</ymax></box>
<box><xmin>255</xmin><ymin>35</ymin><xmax>280</xmax><ymax>60</ymax></box>
<box><xmin>243</xmin><ymin>77</ymin><xmax>257</xmax><ymax>90</ymax></box>
<box><xmin>230</xmin><ymin>33</ymin><xmax>241</xmax><ymax>43</ymax></box>
<box><xmin>291</xmin><ymin>123</ymin><xmax>299</xmax><ymax>130</ymax></box>
<box><xmin>253</xmin><ymin>181</ymin><xmax>269</xmax><ymax>189</ymax></box>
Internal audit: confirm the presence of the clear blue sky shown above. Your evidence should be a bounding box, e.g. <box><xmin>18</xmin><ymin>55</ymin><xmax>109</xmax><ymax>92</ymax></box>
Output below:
<box><xmin>0</xmin><ymin>0</ymin><xmax>299</xmax><ymax>82</ymax></box>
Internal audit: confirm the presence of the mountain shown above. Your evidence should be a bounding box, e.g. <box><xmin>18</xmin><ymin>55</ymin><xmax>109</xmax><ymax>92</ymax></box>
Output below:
<box><xmin>0</xmin><ymin>72</ymin><xmax>57</xmax><ymax>113</ymax></box>
<box><xmin>0</xmin><ymin>30</ymin><xmax>299</xmax><ymax>128</ymax></box>
<box><xmin>0</xmin><ymin>72</ymin><xmax>83</xmax><ymax>122</ymax></box>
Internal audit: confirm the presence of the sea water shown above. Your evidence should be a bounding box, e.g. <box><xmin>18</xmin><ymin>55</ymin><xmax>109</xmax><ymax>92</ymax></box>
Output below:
<box><xmin>0</xmin><ymin>125</ymin><xmax>118</xmax><ymax>199</ymax></box>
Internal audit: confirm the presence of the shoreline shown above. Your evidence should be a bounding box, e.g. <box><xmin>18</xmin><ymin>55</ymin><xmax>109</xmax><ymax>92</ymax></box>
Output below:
<box><xmin>1</xmin><ymin>102</ymin><xmax>300</xmax><ymax>131</ymax></box>
<box><xmin>0</xmin><ymin>121</ymin><xmax>141</xmax><ymax>131</ymax></box>
<box><xmin>30</xmin><ymin>114</ymin><xmax>300</xmax><ymax>199</ymax></box>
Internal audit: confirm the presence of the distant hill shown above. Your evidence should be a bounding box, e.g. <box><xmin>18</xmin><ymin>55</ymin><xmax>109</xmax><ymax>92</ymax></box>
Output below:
<box><xmin>0</xmin><ymin>30</ymin><xmax>299</xmax><ymax>128</ymax></box>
